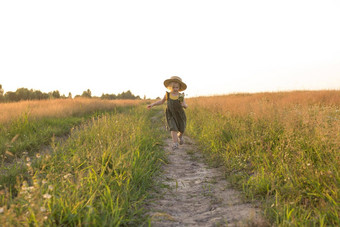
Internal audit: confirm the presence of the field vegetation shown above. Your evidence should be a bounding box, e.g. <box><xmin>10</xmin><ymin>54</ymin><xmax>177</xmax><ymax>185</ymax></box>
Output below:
<box><xmin>1</xmin><ymin>91</ymin><xmax>339</xmax><ymax>226</ymax></box>
<box><xmin>1</xmin><ymin>98</ymin><xmax>143</xmax><ymax>166</ymax></box>
<box><xmin>0</xmin><ymin>98</ymin><xmax>143</xmax><ymax>124</ymax></box>
<box><xmin>186</xmin><ymin>90</ymin><xmax>340</xmax><ymax>226</ymax></box>
<box><xmin>0</xmin><ymin>99</ymin><xmax>165</xmax><ymax>225</ymax></box>
<box><xmin>0</xmin><ymin>98</ymin><xmax>145</xmax><ymax>221</ymax></box>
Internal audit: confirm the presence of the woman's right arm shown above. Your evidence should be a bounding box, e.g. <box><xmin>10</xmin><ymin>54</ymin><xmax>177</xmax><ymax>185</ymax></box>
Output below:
<box><xmin>147</xmin><ymin>95</ymin><xmax>166</xmax><ymax>109</ymax></box>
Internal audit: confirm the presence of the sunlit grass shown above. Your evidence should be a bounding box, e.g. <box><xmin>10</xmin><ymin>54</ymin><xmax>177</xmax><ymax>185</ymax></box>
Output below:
<box><xmin>0</xmin><ymin>99</ymin><xmax>145</xmax><ymax>207</ymax></box>
<box><xmin>1</xmin><ymin>91</ymin><xmax>338</xmax><ymax>225</ymax></box>
<box><xmin>0</xmin><ymin>98</ymin><xmax>144</xmax><ymax>124</ymax></box>
<box><xmin>186</xmin><ymin>90</ymin><xmax>340</xmax><ymax>226</ymax></box>
<box><xmin>0</xmin><ymin>106</ymin><xmax>165</xmax><ymax>226</ymax></box>
<box><xmin>0</xmin><ymin>98</ymin><xmax>143</xmax><ymax>165</ymax></box>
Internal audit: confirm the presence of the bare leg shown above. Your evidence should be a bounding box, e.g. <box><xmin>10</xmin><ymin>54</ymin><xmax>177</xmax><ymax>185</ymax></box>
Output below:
<box><xmin>170</xmin><ymin>131</ymin><xmax>179</xmax><ymax>150</ymax></box>
<box><xmin>171</xmin><ymin>131</ymin><xmax>179</xmax><ymax>143</ymax></box>
<box><xmin>178</xmin><ymin>132</ymin><xmax>184</xmax><ymax>145</ymax></box>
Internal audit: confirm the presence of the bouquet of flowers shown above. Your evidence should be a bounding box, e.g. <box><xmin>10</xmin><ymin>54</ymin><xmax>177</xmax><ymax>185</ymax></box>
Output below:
<box><xmin>178</xmin><ymin>93</ymin><xmax>185</xmax><ymax>103</ymax></box>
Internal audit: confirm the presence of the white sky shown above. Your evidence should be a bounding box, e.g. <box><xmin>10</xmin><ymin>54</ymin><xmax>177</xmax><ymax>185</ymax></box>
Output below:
<box><xmin>1</xmin><ymin>0</ymin><xmax>339</xmax><ymax>99</ymax></box>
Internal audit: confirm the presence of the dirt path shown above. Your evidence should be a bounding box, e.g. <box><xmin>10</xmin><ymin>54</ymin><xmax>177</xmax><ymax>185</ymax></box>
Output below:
<box><xmin>146</xmin><ymin>136</ymin><xmax>268</xmax><ymax>227</ymax></box>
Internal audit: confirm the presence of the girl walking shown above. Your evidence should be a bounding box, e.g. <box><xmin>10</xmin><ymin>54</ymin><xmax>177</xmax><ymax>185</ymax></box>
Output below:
<box><xmin>147</xmin><ymin>76</ymin><xmax>188</xmax><ymax>150</ymax></box>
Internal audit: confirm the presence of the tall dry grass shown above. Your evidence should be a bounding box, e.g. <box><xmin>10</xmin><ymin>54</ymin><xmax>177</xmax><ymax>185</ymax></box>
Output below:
<box><xmin>0</xmin><ymin>98</ymin><xmax>144</xmax><ymax>124</ymax></box>
<box><xmin>186</xmin><ymin>90</ymin><xmax>340</xmax><ymax>226</ymax></box>
<box><xmin>187</xmin><ymin>90</ymin><xmax>340</xmax><ymax>116</ymax></box>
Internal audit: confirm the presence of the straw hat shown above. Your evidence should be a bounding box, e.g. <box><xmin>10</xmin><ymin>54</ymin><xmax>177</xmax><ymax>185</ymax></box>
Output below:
<box><xmin>163</xmin><ymin>76</ymin><xmax>187</xmax><ymax>91</ymax></box>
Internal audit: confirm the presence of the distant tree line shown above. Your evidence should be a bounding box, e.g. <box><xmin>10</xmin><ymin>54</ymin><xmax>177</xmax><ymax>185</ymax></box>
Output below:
<box><xmin>101</xmin><ymin>90</ymin><xmax>140</xmax><ymax>100</ymax></box>
<box><xmin>0</xmin><ymin>84</ymin><xmax>141</xmax><ymax>103</ymax></box>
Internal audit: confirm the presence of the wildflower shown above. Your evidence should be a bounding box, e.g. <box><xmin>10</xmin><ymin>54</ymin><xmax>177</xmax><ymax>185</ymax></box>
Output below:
<box><xmin>40</xmin><ymin>207</ymin><xmax>46</xmax><ymax>212</ymax></box>
<box><xmin>43</xmin><ymin>193</ymin><xmax>52</xmax><ymax>199</ymax></box>
<box><xmin>48</xmin><ymin>185</ymin><xmax>53</xmax><ymax>191</ymax></box>
<box><xmin>22</xmin><ymin>185</ymin><xmax>28</xmax><ymax>190</ymax></box>
<box><xmin>63</xmin><ymin>173</ymin><xmax>72</xmax><ymax>179</ymax></box>
<box><xmin>307</xmin><ymin>163</ymin><xmax>311</xmax><ymax>166</ymax></box>
<box><xmin>26</xmin><ymin>157</ymin><xmax>30</xmax><ymax>162</ymax></box>
<box><xmin>0</xmin><ymin>207</ymin><xmax>4</xmax><ymax>213</ymax></box>
<box><xmin>26</xmin><ymin>162</ymin><xmax>31</xmax><ymax>167</ymax></box>
<box><xmin>22</xmin><ymin>181</ymin><xmax>29</xmax><ymax>191</ymax></box>
<box><xmin>33</xmin><ymin>180</ymin><xmax>39</xmax><ymax>187</ymax></box>
<box><xmin>179</xmin><ymin>93</ymin><xmax>184</xmax><ymax>103</ymax></box>
<box><xmin>42</xmin><ymin>180</ymin><xmax>48</xmax><ymax>185</ymax></box>
<box><xmin>36</xmin><ymin>153</ymin><xmax>41</xmax><ymax>158</ymax></box>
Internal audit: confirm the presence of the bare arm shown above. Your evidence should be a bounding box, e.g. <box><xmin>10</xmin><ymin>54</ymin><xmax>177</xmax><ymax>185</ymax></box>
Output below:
<box><xmin>147</xmin><ymin>95</ymin><xmax>166</xmax><ymax>109</ymax></box>
<box><xmin>181</xmin><ymin>98</ymin><xmax>188</xmax><ymax>109</ymax></box>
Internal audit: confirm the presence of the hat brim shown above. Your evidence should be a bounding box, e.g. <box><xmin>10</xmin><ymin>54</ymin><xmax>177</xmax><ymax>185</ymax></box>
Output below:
<box><xmin>164</xmin><ymin>79</ymin><xmax>187</xmax><ymax>91</ymax></box>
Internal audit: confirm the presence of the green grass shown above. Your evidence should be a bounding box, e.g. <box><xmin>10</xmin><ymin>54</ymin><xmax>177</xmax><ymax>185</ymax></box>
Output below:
<box><xmin>186</xmin><ymin>105</ymin><xmax>339</xmax><ymax>226</ymax></box>
<box><xmin>3</xmin><ymin>93</ymin><xmax>337</xmax><ymax>226</ymax></box>
<box><xmin>0</xmin><ymin>108</ymin><xmax>132</xmax><ymax>194</ymax></box>
<box><xmin>0</xmin><ymin>109</ymin><xmax>130</xmax><ymax>163</ymax></box>
<box><xmin>0</xmin><ymin>113</ymin><xmax>83</xmax><ymax>161</ymax></box>
<box><xmin>0</xmin><ymin>106</ymin><xmax>166</xmax><ymax>226</ymax></box>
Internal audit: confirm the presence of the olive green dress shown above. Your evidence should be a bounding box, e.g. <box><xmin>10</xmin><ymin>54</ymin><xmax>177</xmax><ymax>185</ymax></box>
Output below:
<box><xmin>165</xmin><ymin>92</ymin><xmax>186</xmax><ymax>133</ymax></box>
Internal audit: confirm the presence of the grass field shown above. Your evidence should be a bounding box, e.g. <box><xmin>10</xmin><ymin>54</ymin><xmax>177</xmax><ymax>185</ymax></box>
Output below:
<box><xmin>0</xmin><ymin>101</ymin><xmax>166</xmax><ymax>226</ymax></box>
<box><xmin>186</xmin><ymin>90</ymin><xmax>340</xmax><ymax>226</ymax></box>
<box><xmin>0</xmin><ymin>91</ymin><xmax>339</xmax><ymax>226</ymax></box>
<box><xmin>0</xmin><ymin>98</ymin><xmax>143</xmax><ymax>161</ymax></box>
<box><xmin>0</xmin><ymin>98</ymin><xmax>143</xmax><ymax>124</ymax></box>
<box><xmin>0</xmin><ymin>99</ymin><xmax>145</xmax><ymax>194</ymax></box>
